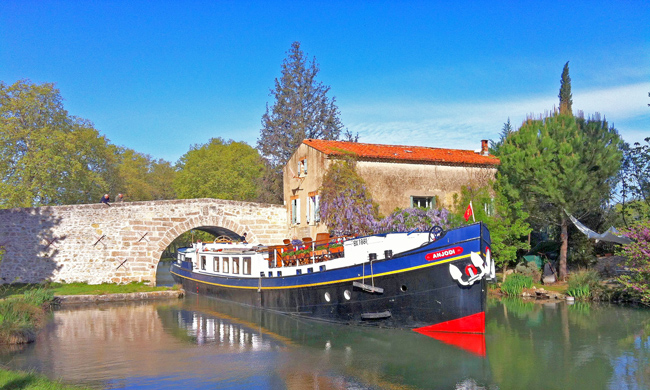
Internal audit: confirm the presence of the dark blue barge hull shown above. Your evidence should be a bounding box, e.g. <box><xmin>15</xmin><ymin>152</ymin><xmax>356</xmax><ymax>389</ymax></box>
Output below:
<box><xmin>171</xmin><ymin>223</ymin><xmax>491</xmax><ymax>333</ymax></box>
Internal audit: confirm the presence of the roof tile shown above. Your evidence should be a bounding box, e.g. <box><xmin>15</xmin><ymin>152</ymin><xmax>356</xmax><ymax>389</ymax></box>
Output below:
<box><xmin>303</xmin><ymin>139</ymin><xmax>500</xmax><ymax>166</ymax></box>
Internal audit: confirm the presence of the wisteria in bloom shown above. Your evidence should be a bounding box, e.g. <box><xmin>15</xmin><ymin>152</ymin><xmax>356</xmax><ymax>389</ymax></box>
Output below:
<box><xmin>617</xmin><ymin>220</ymin><xmax>650</xmax><ymax>306</ymax></box>
<box><xmin>319</xmin><ymin>159</ymin><xmax>380</xmax><ymax>236</ymax></box>
<box><xmin>379</xmin><ymin>207</ymin><xmax>450</xmax><ymax>233</ymax></box>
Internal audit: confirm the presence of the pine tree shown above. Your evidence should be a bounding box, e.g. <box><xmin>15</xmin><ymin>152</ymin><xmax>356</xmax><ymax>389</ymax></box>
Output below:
<box><xmin>489</xmin><ymin>118</ymin><xmax>513</xmax><ymax>156</ymax></box>
<box><xmin>499</xmin><ymin>113</ymin><xmax>621</xmax><ymax>280</ymax></box>
<box><xmin>559</xmin><ymin>61</ymin><xmax>573</xmax><ymax>115</ymax></box>
<box><xmin>257</xmin><ymin>42</ymin><xmax>345</xmax><ymax>202</ymax></box>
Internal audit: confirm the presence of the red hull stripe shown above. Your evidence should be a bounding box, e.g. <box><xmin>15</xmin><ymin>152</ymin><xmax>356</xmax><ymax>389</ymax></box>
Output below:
<box><xmin>413</xmin><ymin>311</ymin><xmax>485</xmax><ymax>334</ymax></box>
<box><xmin>420</xmin><ymin>332</ymin><xmax>486</xmax><ymax>357</ymax></box>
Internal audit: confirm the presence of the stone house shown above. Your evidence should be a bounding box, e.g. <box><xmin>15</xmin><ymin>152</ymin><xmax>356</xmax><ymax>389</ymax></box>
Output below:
<box><xmin>283</xmin><ymin>139</ymin><xmax>500</xmax><ymax>239</ymax></box>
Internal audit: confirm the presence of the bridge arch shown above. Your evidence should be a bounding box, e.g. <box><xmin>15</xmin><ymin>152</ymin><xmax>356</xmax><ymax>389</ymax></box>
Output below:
<box><xmin>0</xmin><ymin>198</ymin><xmax>287</xmax><ymax>285</ymax></box>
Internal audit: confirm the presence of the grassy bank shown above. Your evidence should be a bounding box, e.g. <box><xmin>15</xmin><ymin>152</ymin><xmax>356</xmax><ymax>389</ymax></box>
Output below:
<box><xmin>0</xmin><ymin>367</ymin><xmax>90</xmax><ymax>390</ymax></box>
<box><xmin>0</xmin><ymin>282</ymin><xmax>177</xmax><ymax>299</ymax></box>
<box><xmin>0</xmin><ymin>287</ymin><xmax>53</xmax><ymax>344</ymax></box>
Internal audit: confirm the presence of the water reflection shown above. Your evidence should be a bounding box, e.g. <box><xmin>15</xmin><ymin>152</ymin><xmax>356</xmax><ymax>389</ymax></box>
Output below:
<box><xmin>0</xmin><ymin>296</ymin><xmax>647</xmax><ymax>389</ymax></box>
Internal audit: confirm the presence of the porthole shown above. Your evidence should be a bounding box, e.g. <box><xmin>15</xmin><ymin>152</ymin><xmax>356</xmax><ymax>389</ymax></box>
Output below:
<box><xmin>344</xmin><ymin>290</ymin><xmax>351</xmax><ymax>300</ymax></box>
<box><xmin>324</xmin><ymin>292</ymin><xmax>331</xmax><ymax>302</ymax></box>
<box><xmin>400</xmin><ymin>285</ymin><xmax>408</xmax><ymax>292</ymax></box>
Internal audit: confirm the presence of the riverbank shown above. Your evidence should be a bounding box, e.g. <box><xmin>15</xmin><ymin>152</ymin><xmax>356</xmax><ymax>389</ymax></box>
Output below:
<box><xmin>0</xmin><ymin>367</ymin><xmax>90</xmax><ymax>390</ymax></box>
<box><xmin>55</xmin><ymin>289</ymin><xmax>184</xmax><ymax>305</ymax></box>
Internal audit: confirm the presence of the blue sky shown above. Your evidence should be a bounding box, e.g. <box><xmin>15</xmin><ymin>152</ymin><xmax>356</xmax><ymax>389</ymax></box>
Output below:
<box><xmin>1</xmin><ymin>1</ymin><xmax>648</xmax><ymax>163</ymax></box>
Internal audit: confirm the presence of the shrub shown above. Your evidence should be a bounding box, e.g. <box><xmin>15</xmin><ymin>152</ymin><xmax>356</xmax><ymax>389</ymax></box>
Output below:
<box><xmin>515</xmin><ymin>261</ymin><xmax>541</xmax><ymax>283</ymax></box>
<box><xmin>501</xmin><ymin>273</ymin><xmax>533</xmax><ymax>296</ymax></box>
<box><xmin>617</xmin><ymin>220</ymin><xmax>650</xmax><ymax>306</ymax></box>
<box><xmin>566</xmin><ymin>269</ymin><xmax>601</xmax><ymax>299</ymax></box>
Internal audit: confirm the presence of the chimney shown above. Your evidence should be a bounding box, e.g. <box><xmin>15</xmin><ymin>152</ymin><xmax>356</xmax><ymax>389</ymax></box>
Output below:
<box><xmin>481</xmin><ymin>140</ymin><xmax>489</xmax><ymax>156</ymax></box>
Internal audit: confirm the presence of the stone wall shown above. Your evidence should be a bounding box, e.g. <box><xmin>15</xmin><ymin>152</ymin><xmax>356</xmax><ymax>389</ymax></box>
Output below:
<box><xmin>0</xmin><ymin>198</ymin><xmax>287</xmax><ymax>285</ymax></box>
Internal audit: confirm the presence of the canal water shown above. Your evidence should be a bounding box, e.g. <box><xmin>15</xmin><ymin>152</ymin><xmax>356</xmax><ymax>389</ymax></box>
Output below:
<box><xmin>0</xmin><ymin>269</ymin><xmax>648</xmax><ymax>389</ymax></box>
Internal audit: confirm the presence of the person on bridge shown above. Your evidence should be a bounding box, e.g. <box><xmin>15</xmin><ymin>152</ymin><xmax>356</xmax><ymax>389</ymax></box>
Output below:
<box><xmin>100</xmin><ymin>194</ymin><xmax>110</xmax><ymax>205</ymax></box>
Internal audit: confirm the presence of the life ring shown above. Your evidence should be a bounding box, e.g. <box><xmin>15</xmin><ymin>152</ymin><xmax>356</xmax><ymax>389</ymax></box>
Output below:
<box><xmin>465</xmin><ymin>264</ymin><xmax>478</xmax><ymax>277</ymax></box>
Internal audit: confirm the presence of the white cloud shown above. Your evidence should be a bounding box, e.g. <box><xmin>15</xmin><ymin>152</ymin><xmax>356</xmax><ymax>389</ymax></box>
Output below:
<box><xmin>342</xmin><ymin>82</ymin><xmax>650</xmax><ymax>149</ymax></box>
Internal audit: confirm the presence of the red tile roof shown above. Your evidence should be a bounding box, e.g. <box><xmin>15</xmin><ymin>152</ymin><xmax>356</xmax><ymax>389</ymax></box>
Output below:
<box><xmin>303</xmin><ymin>139</ymin><xmax>500</xmax><ymax>167</ymax></box>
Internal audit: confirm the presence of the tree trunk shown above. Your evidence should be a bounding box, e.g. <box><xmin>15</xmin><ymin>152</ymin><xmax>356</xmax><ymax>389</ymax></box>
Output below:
<box><xmin>559</xmin><ymin>218</ymin><xmax>568</xmax><ymax>281</ymax></box>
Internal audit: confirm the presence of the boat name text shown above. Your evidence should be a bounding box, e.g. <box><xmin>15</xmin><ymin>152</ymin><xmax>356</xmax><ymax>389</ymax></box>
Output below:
<box><xmin>425</xmin><ymin>247</ymin><xmax>464</xmax><ymax>261</ymax></box>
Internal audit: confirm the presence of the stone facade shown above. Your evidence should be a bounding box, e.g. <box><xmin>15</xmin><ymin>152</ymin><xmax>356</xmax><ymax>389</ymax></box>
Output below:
<box><xmin>0</xmin><ymin>198</ymin><xmax>287</xmax><ymax>285</ymax></box>
<box><xmin>283</xmin><ymin>139</ymin><xmax>499</xmax><ymax>239</ymax></box>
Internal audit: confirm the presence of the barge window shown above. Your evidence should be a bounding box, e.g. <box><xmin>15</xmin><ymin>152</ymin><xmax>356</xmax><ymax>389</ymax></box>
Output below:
<box><xmin>201</xmin><ymin>256</ymin><xmax>206</xmax><ymax>270</ymax></box>
<box><xmin>269</xmin><ymin>271</ymin><xmax>273</xmax><ymax>277</ymax></box>
<box><xmin>232</xmin><ymin>257</ymin><xmax>240</xmax><ymax>274</ymax></box>
<box><xmin>319</xmin><ymin>265</ymin><xmax>326</xmax><ymax>272</ymax></box>
<box><xmin>307</xmin><ymin>267</ymin><xmax>313</xmax><ymax>273</ymax></box>
<box><xmin>243</xmin><ymin>257</ymin><xmax>251</xmax><ymax>275</ymax></box>
<box><xmin>223</xmin><ymin>257</ymin><xmax>229</xmax><ymax>273</ymax></box>
<box><xmin>213</xmin><ymin>256</ymin><xmax>219</xmax><ymax>272</ymax></box>
<box><xmin>260</xmin><ymin>272</ymin><xmax>265</xmax><ymax>277</ymax></box>
<box><xmin>277</xmin><ymin>271</ymin><xmax>282</xmax><ymax>277</ymax></box>
<box><xmin>296</xmin><ymin>269</ymin><xmax>302</xmax><ymax>275</ymax></box>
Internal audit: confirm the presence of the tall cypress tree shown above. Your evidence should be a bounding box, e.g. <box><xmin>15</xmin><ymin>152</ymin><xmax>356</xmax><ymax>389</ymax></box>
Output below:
<box><xmin>559</xmin><ymin>61</ymin><xmax>573</xmax><ymax>115</ymax></box>
<box><xmin>257</xmin><ymin>42</ymin><xmax>344</xmax><ymax>203</ymax></box>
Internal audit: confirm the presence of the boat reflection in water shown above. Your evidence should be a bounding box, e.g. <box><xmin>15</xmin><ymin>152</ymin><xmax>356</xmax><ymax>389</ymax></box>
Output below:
<box><xmin>160</xmin><ymin>295</ymin><xmax>491</xmax><ymax>389</ymax></box>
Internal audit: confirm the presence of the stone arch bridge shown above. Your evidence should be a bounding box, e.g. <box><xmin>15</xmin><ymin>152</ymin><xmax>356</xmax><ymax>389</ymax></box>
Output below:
<box><xmin>0</xmin><ymin>199</ymin><xmax>287</xmax><ymax>285</ymax></box>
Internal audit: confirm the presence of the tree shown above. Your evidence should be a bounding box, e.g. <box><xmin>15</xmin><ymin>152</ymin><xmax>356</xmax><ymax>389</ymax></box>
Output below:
<box><xmin>451</xmin><ymin>182</ymin><xmax>531</xmax><ymax>277</ymax></box>
<box><xmin>173</xmin><ymin>138</ymin><xmax>265</xmax><ymax>201</ymax></box>
<box><xmin>620</xmin><ymin>137</ymin><xmax>650</xmax><ymax>221</ymax></box>
<box><xmin>319</xmin><ymin>158</ymin><xmax>379</xmax><ymax>236</ymax></box>
<box><xmin>499</xmin><ymin>112</ymin><xmax>622</xmax><ymax>280</ymax></box>
<box><xmin>489</xmin><ymin>118</ymin><xmax>513</xmax><ymax>156</ymax></box>
<box><xmin>0</xmin><ymin>80</ymin><xmax>113</xmax><ymax>207</ymax></box>
<box><xmin>257</xmin><ymin>42</ymin><xmax>345</xmax><ymax>203</ymax></box>
<box><xmin>617</xmin><ymin>220</ymin><xmax>650</xmax><ymax>306</ymax></box>
<box><xmin>108</xmin><ymin>147</ymin><xmax>177</xmax><ymax>201</ymax></box>
<box><xmin>559</xmin><ymin>61</ymin><xmax>572</xmax><ymax>115</ymax></box>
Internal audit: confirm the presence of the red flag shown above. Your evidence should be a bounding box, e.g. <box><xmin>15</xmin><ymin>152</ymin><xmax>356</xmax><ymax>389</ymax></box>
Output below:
<box><xmin>464</xmin><ymin>201</ymin><xmax>474</xmax><ymax>222</ymax></box>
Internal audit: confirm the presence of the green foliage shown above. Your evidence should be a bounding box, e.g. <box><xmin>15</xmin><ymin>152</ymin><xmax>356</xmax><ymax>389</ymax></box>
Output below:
<box><xmin>620</xmin><ymin>137</ymin><xmax>650</xmax><ymax>221</ymax></box>
<box><xmin>46</xmin><ymin>281</ymin><xmax>172</xmax><ymax>295</ymax></box>
<box><xmin>319</xmin><ymin>158</ymin><xmax>379</xmax><ymax>236</ymax></box>
<box><xmin>257</xmin><ymin>42</ymin><xmax>345</xmax><ymax>203</ymax></box>
<box><xmin>0</xmin><ymin>286</ymin><xmax>53</xmax><ymax>344</ymax></box>
<box><xmin>451</xmin><ymin>183</ymin><xmax>531</xmax><ymax>272</ymax></box>
<box><xmin>501</xmin><ymin>273</ymin><xmax>533</xmax><ymax>296</ymax></box>
<box><xmin>489</xmin><ymin>118</ymin><xmax>513</xmax><ymax>156</ymax></box>
<box><xmin>0</xmin><ymin>368</ymin><xmax>91</xmax><ymax>389</ymax></box>
<box><xmin>498</xmin><ymin>112</ymin><xmax>622</xmax><ymax>279</ymax></box>
<box><xmin>559</xmin><ymin>61</ymin><xmax>573</xmax><ymax>115</ymax></box>
<box><xmin>109</xmin><ymin>148</ymin><xmax>177</xmax><ymax>201</ymax></box>
<box><xmin>173</xmin><ymin>138</ymin><xmax>265</xmax><ymax>201</ymax></box>
<box><xmin>0</xmin><ymin>80</ymin><xmax>113</xmax><ymax>207</ymax></box>
<box><xmin>566</xmin><ymin>269</ymin><xmax>601</xmax><ymax>299</ymax></box>
<box><xmin>616</xmin><ymin>220</ymin><xmax>650</xmax><ymax>305</ymax></box>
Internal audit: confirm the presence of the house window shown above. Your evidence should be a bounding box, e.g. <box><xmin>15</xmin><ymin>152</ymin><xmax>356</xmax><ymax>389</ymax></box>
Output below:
<box><xmin>213</xmin><ymin>256</ymin><xmax>220</xmax><ymax>272</ymax></box>
<box><xmin>201</xmin><ymin>256</ymin><xmax>206</xmax><ymax>270</ymax></box>
<box><xmin>232</xmin><ymin>257</ymin><xmax>240</xmax><ymax>274</ymax></box>
<box><xmin>291</xmin><ymin>197</ymin><xmax>300</xmax><ymax>225</ymax></box>
<box><xmin>299</xmin><ymin>158</ymin><xmax>308</xmax><ymax>176</ymax></box>
<box><xmin>411</xmin><ymin>196</ymin><xmax>436</xmax><ymax>209</ymax></box>
<box><xmin>243</xmin><ymin>257</ymin><xmax>251</xmax><ymax>275</ymax></box>
<box><xmin>308</xmin><ymin>193</ymin><xmax>320</xmax><ymax>225</ymax></box>
<box><xmin>223</xmin><ymin>257</ymin><xmax>229</xmax><ymax>273</ymax></box>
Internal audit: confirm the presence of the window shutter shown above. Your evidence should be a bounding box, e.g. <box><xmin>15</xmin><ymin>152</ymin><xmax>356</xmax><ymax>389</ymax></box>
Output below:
<box><xmin>296</xmin><ymin>198</ymin><xmax>301</xmax><ymax>224</ymax></box>
<box><xmin>306</xmin><ymin>197</ymin><xmax>311</xmax><ymax>224</ymax></box>
<box><xmin>315</xmin><ymin>195</ymin><xmax>320</xmax><ymax>222</ymax></box>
